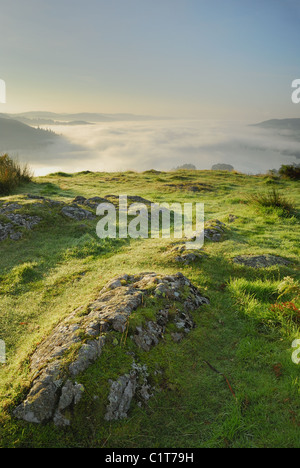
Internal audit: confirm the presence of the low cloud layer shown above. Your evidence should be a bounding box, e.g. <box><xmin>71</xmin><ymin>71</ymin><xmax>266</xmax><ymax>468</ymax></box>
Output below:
<box><xmin>15</xmin><ymin>119</ymin><xmax>299</xmax><ymax>176</ymax></box>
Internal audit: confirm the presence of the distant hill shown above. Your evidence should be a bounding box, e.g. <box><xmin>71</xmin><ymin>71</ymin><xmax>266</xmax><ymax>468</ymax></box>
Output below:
<box><xmin>252</xmin><ymin>118</ymin><xmax>300</xmax><ymax>132</ymax></box>
<box><xmin>8</xmin><ymin>116</ymin><xmax>94</xmax><ymax>126</ymax></box>
<box><xmin>0</xmin><ymin>116</ymin><xmax>59</xmax><ymax>152</ymax></box>
<box><xmin>6</xmin><ymin>111</ymin><xmax>163</xmax><ymax>127</ymax></box>
<box><xmin>251</xmin><ymin>118</ymin><xmax>300</xmax><ymax>159</ymax></box>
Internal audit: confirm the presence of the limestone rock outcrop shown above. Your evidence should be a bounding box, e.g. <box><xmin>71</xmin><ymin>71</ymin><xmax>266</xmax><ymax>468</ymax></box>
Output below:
<box><xmin>14</xmin><ymin>272</ymin><xmax>209</xmax><ymax>426</ymax></box>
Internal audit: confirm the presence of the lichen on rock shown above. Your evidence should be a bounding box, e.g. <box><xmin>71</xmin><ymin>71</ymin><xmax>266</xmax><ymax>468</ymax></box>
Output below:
<box><xmin>13</xmin><ymin>272</ymin><xmax>209</xmax><ymax>426</ymax></box>
<box><xmin>0</xmin><ymin>202</ymin><xmax>41</xmax><ymax>242</ymax></box>
<box><xmin>61</xmin><ymin>205</ymin><xmax>96</xmax><ymax>221</ymax></box>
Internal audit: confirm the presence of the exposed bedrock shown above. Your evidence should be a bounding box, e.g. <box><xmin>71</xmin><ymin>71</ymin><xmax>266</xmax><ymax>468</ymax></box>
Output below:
<box><xmin>14</xmin><ymin>272</ymin><xmax>209</xmax><ymax>426</ymax></box>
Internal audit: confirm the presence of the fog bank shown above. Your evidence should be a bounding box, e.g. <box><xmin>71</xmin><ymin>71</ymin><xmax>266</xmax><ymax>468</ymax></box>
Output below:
<box><xmin>16</xmin><ymin>119</ymin><xmax>299</xmax><ymax>176</ymax></box>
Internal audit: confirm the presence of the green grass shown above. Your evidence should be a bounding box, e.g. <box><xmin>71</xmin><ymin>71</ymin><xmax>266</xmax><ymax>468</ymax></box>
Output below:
<box><xmin>248</xmin><ymin>187</ymin><xmax>295</xmax><ymax>217</ymax></box>
<box><xmin>0</xmin><ymin>169</ymin><xmax>299</xmax><ymax>448</ymax></box>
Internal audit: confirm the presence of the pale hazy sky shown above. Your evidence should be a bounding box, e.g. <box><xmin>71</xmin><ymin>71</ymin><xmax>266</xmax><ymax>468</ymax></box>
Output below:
<box><xmin>1</xmin><ymin>0</ymin><xmax>300</xmax><ymax>120</ymax></box>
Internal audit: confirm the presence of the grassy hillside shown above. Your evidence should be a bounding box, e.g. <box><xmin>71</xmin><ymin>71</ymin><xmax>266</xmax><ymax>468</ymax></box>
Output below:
<box><xmin>0</xmin><ymin>169</ymin><xmax>299</xmax><ymax>448</ymax></box>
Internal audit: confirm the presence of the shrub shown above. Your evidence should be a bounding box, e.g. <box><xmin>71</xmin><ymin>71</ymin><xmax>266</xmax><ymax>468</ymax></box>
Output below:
<box><xmin>278</xmin><ymin>164</ymin><xmax>300</xmax><ymax>180</ymax></box>
<box><xmin>0</xmin><ymin>154</ymin><xmax>33</xmax><ymax>195</ymax></box>
<box><xmin>248</xmin><ymin>188</ymin><xmax>294</xmax><ymax>216</ymax></box>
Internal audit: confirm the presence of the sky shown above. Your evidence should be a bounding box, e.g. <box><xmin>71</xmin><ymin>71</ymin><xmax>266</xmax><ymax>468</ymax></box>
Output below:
<box><xmin>1</xmin><ymin>0</ymin><xmax>300</xmax><ymax>120</ymax></box>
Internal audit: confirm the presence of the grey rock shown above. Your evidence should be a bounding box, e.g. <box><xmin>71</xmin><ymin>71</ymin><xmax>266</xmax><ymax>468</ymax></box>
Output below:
<box><xmin>133</xmin><ymin>309</ymin><xmax>170</xmax><ymax>351</ymax></box>
<box><xmin>168</xmin><ymin>219</ymin><xmax>226</xmax><ymax>264</ymax></box>
<box><xmin>139</xmin><ymin>383</ymin><xmax>153</xmax><ymax>401</ymax></box>
<box><xmin>14</xmin><ymin>272</ymin><xmax>208</xmax><ymax>426</ymax></box>
<box><xmin>9</xmin><ymin>231</ymin><xmax>23</xmax><ymax>241</ymax></box>
<box><xmin>72</xmin><ymin>196</ymin><xmax>87</xmax><ymax>205</ymax></box>
<box><xmin>134</xmin><ymin>322</ymin><xmax>162</xmax><ymax>351</ymax></box>
<box><xmin>189</xmin><ymin>219</ymin><xmax>226</xmax><ymax>243</ymax></box>
<box><xmin>174</xmin><ymin>311</ymin><xmax>195</xmax><ymax>333</ymax></box>
<box><xmin>14</xmin><ymin>375</ymin><xmax>59</xmax><ymax>424</ymax></box>
<box><xmin>106</xmin><ymin>279</ymin><xmax>123</xmax><ymax>290</ymax></box>
<box><xmin>45</xmin><ymin>199</ymin><xmax>65</xmax><ymax>207</ymax></box>
<box><xmin>72</xmin><ymin>195</ymin><xmax>108</xmax><ymax>209</ymax></box>
<box><xmin>53</xmin><ymin>380</ymin><xmax>84</xmax><ymax>427</ymax></box>
<box><xmin>105</xmin><ymin>361</ymin><xmax>154</xmax><ymax>420</ymax></box>
<box><xmin>0</xmin><ymin>223</ymin><xmax>13</xmax><ymax>241</ymax></box>
<box><xmin>59</xmin><ymin>380</ymin><xmax>81</xmax><ymax>411</ymax></box>
<box><xmin>5</xmin><ymin>213</ymin><xmax>41</xmax><ymax>229</ymax></box>
<box><xmin>0</xmin><ymin>203</ymin><xmax>41</xmax><ymax>242</ymax></box>
<box><xmin>61</xmin><ymin>206</ymin><xmax>95</xmax><ymax>221</ymax></box>
<box><xmin>233</xmin><ymin>255</ymin><xmax>290</xmax><ymax>269</ymax></box>
<box><xmin>0</xmin><ymin>203</ymin><xmax>23</xmax><ymax>212</ymax></box>
<box><xmin>69</xmin><ymin>337</ymin><xmax>105</xmax><ymax>376</ymax></box>
<box><xmin>175</xmin><ymin>252</ymin><xmax>204</xmax><ymax>264</ymax></box>
<box><xmin>105</xmin><ymin>373</ymin><xmax>137</xmax><ymax>420</ymax></box>
<box><xmin>84</xmin><ymin>197</ymin><xmax>108</xmax><ymax>208</ymax></box>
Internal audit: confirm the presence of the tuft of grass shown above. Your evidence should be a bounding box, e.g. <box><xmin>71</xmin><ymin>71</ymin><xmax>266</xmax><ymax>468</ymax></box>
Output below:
<box><xmin>266</xmin><ymin>302</ymin><xmax>300</xmax><ymax>331</ymax></box>
<box><xmin>228</xmin><ymin>276</ymin><xmax>300</xmax><ymax>336</ymax></box>
<box><xmin>277</xmin><ymin>276</ymin><xmax>300</xmax><ymax>301</ymax></box>
<box><xmin>265</xmin><ymin>277</ymin><xmax>300</xmax><ymax>333</ymax></box>
<box><xmin>248</xmin><ymin>188</ymin><xmax>295</xmax><ymax>217</ymax></box>
<box><xmin>0</xmin><ymin>154</ymin><xmax>32</xmax><ymax>195</ymax></box>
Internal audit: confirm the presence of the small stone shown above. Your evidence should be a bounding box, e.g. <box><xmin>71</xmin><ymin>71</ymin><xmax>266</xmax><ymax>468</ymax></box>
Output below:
<box><xmin>107</xmin><ymin>279</ymin><xmax>122</xmax><ymax>290</ymax></box>
<box><xmin>72</xmin><ymin>196</ymin><xmax>87</xmax><ymax>204</ymax></box>
<box><xmin>61</xmin><ymin>206</ymin><xmax>95</xmax><ymax>221</ymax></box>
